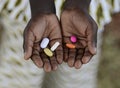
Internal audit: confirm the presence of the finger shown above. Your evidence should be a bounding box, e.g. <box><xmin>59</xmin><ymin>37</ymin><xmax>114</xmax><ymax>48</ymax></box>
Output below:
<box><xmin>63</xmin><ymin>45</ymin><xmax>69</xmax><ymax>62</ymax></box>
<box><xmin>74</xmin><ymin>49</ymin><xmax>84</xmax><ymax>69</ymax></box>
<box><xmin>31</xmin><ymin>43</ymin><xmax>43</xmax><ymax>68</ymax></box>
<box><xmin>41</xmin><ymin>53</ymin><xmax>51</xmax><ymax>72</ymax></box>
<box><xmin>56</xmin><ymin>49</ymin><xmax>63</xmax><ymax>64</ymax></box>
<box><xmin>47</xmin><ymin>38</ymin><xmax>59</xmax><ymax>69</ymax></box>
<box><xmin>63</xmin><ymin>37</ymin><xmax>71</xmax><ymax>62</ymax></box>
<box><xmin>87</xmin><ymin>24</ymin><xmax>98</xmax><ymax>55</ymax></box>
<box><xmin>33</xmin><ymin>42</ymin><xmax>41</xmax><ymax>52</ymax></box>
<box><xmin>68</xmin><ymin>49</ymin><xmax>76</xmax><ymax>67</ymax></box>
<box><xmin>49</xmin><ymin>21</ymin><xmax>63</xmax><ymax>64</ymax></box>
<box><xmin>49</xmin><ymin>39</ymin><xmax>63</xmax><ymax>64</ymax></box>
<box><xmin>74</xmin><ymin>59</ymin><xmax>82</xmax><ymax>69</ymax></box>
<box><xmin>50</xmin><ymin>56</ymin><xmax>58</xmax><ymax>71</ymax></box>
<box><xmin>23</xmin><ymin>22</ymin><xmax>35</xmax><ymax>60</ymax></box>
<box><xmin>82</xmin><ymin>47</ymin><xmax>93</xmax><ymax>64</ymax></box>
<box><xmin>55</xmin><ymin>40</ymin><xmax>63</xmax><ymax>64</ymax></box>
<box><xmin>31</xmin><ymin>54</ymin><xmax>43</xmax><ymax>68</ymax></box>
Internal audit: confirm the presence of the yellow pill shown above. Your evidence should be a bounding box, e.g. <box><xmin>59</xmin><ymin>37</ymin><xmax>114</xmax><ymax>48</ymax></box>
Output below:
<box><xmin>44</xmin><ymin>48</ymin><xmax>53</xmax><ymax>57</ymax></box>
<box><xmin>66</xmin><ymin>44</ymin><xmax>76</xmax><ymax>49</ymax></box>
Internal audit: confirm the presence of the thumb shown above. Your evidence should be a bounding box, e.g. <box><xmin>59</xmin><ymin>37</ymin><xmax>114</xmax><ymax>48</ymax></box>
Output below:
<box><xmin>87</xmin><ymin>40</ymin><xmax>97</xmax><ymax>55</ymax></box>
<box><xmin>23</xmin><ymin>23</ymin><xmax>35</xmax><ymax>60</ymax></box>
<box><xmin>87</xmin><ymin>24</ymin><xmax>98</xmax><ymax>55</ymax></box>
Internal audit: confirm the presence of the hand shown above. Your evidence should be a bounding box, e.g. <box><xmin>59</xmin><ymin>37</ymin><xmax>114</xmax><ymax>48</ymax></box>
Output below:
<box><xmin>23</xmin><ymin>13</ymin><xmax>63</xmax><ymax>72</ymax></box>
<box><xmin>60</xmin><ymin>8</ymin><xmax>98</xmax><ymax>69</ymax></box>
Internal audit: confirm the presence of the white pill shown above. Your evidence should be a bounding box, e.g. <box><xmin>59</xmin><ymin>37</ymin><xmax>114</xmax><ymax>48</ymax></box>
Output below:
<box><xmin>51</xmin><ymin>42</ymin><xmax>60</xmax><ymax>51</ymax></box>
<box><xmin>40</xmin><ymin>38</ymin><xmax>49</xmax><ymax>49</ymax></box>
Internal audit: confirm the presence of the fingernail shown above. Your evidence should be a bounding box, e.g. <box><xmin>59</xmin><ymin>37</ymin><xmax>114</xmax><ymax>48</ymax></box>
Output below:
<box><xmin>53</xmin><ymin>65</ymin><xmax>58</xmax><ymax>71</ymax></box>
<box><xmin>82</xmin><ymin>57</ymin><xmax>90</xmax><ymax>64</ymax></box>
<box><xmin>68</xmin><ymin>59</ymin><xmax>74</xmax><ymax>67</ymax></box>
<box><xmin>44</xmin><ymin>64</ymin><xmax>51</xmax><ymax>72</ymax></box>
<box><xmin>24</xmin><ymin>53</ymin><xmax>28</xmax><ymax>60</ymax></box>
<box><xmin>36</xmin><ymin>62</ymin><xmax>42</xmax><ymax>68</ymax></box>
<box><xmin>93</xmin><ymin>48</ymin><xmax>97</xmax><ymax>54</ymax></box>
<box><xmin>75</xmin><ymin>60</ymin><xmax>82</xmax><ymax>69</ymax></box>
<box><xmin>57</xmin><ymin>57</ymin><xmax>63</xmax><ymax>64</ymax></box>
<box><xmin>90</xmin><ymin>47</ymin><xmax>97</xmax><ymax>55</ymax></box>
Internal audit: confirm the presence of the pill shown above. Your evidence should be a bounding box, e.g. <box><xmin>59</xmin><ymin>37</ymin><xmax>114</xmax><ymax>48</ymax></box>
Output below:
<box><xmin>51</xmin><ymin>42</ymin><xmax>60</xmax><ymax>51</ymax></box>
<box><xmin>44</xmin><ymin>48</ymin><xmax>53</xmax><ymax>57</ymax></box>
<box><xmin>66</xmin><ymin>44</ymin><xmax>76</xmax><ymax>49</ymax></box>
<box><xmin>40</xmin><ymin>38</ymin><xmax>49</xmax><ymax>49</ymax></box>
<box><xmin>70</xmin><ymin>35</ymin><xmax>77</xmax><ymax>43</ymax></box>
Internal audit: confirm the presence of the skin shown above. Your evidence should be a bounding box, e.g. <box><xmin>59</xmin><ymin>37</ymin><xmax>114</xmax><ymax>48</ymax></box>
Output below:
<box><xmin>23</xmin><ymin>13</ymin><xmax>63</xmax><ymax>72</ymax></box>
<box><xmin>60</xmin><ymin>8</ymin><xmax>98</xmax><ymax>69</ymax></box>
<box><xmin>23</xmin><ymin>0</ymin><xmax>98</xmax><ymax>71</ymax></box>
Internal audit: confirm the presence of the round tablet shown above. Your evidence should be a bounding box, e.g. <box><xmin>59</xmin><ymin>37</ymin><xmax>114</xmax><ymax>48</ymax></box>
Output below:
<box><xmin>40</xmin><ymin>38</ymin><xmax>49</xmax><ymax>49</ymax></box>
<box><xmin>44</xmin><ymin>48</ymin><xmax>53</xmax><ymax>57</ymax></box>
<box><xmin>70</xmin><ymin>35</ymin><xmax>77</xmax><ymax>43</ymax></box>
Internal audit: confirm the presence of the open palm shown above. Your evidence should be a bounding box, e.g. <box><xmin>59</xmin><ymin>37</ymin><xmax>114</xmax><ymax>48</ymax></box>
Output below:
<box><xmin>61</xmin><ymin>9</ymin><xmax>98</xmax><ymax>69</ymax></box>
<box><xmin>23</xmin><ymin>13</ymin><xmax>63</xmax><ymax>72</ymax></box>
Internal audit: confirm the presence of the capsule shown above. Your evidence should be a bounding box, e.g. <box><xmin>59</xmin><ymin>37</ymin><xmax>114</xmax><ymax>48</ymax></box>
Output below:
<box><xmin>70</xmin><ymin>35</ymin><xmax>77</xmax><ymax>43</ymax></box>
<box><xmin>44</xmin><ymin>48</ymin><xmax>53</xmax><ymax>57</ymax></box>
<box><xmin>51</xmin><ymin>42</ymin><xmax>60</xmax><ymax>51</ymax></box>
<box><xmin>40</xmin><ymin>38</ymin><xmax>49</xmax><ymax>49</ymax></box>
<box><xmin>66</xmin><ymin>44</ymin><xmax>76</xmax><ymax>49</ymax></box>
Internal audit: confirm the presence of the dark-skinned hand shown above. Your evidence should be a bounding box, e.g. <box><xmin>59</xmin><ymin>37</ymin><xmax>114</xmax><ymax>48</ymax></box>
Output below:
<box><xmin>60</xmin><ymin>8</ymin><xmax>98</xmax><ymax>69</ymax></box>
<box><xmin>23</xmin><ymin>13</ymin><xmax>63</xmax><ymax>72</ymax></box>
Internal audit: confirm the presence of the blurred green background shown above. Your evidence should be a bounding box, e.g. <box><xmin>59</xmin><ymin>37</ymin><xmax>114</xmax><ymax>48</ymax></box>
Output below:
<box><xmin>97</xmin><ymin>12</ymin><xmax>120</xmax><ymax>88</ymax></box>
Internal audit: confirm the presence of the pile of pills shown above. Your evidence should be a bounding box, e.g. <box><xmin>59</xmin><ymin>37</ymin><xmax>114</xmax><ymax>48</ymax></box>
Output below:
<box><xmin>40</xmin><ymin>38</ymin><xmax>60</xmax><ymax>57</ymax></box>
<box><xmin>66</xmin><ymin>35</ymin><xmax>77</xmax><ymax>49</ymax></box>
<box><xmin>40</xmin><ymin>35</ymin><xmax>77</xmax><ymax>56</ymax></box>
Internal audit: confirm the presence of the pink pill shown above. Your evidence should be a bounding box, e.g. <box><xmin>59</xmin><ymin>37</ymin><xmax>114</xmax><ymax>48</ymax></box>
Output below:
<box><xmin>70</xmin><ymin>35</ymin><xmax>77</xmax><ymax>43</ymax></box>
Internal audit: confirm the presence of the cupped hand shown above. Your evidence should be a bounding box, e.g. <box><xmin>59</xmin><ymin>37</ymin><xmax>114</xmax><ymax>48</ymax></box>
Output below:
<box><xmin>60</xmin><ymin>8</ymin><xmax>98</xmax><ymax>69</ymax></box>
<box><xmin>23</xmin><ymin>13</ymin><xmax>63</xmax><ymax>72</ymax></box>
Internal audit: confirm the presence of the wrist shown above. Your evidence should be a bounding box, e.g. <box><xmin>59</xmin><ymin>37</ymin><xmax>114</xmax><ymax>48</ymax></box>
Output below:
<box><xmin>30</xmin><ymin>0</ymin><xmax>55</xmax><ymax>17</ymax></box>
<box><xmin>63</xmin><ymin>0</ymin><xmax>91</xmax><ymax>12</ymax></box>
